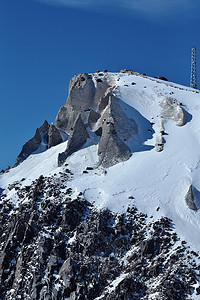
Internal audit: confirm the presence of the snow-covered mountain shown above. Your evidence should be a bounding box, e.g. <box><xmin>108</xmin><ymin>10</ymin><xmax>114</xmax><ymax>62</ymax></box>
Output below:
<box><xmin>1</xmin><ymin>70</ymin><xmax>200</xmax><ymax>299</ymax></box>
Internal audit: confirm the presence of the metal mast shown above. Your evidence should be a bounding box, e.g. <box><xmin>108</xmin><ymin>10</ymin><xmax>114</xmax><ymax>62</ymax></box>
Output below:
<box><xmin>190</xmin><ymin>45</ymin><xmax>197</xmax><ymax>89</ymax></box>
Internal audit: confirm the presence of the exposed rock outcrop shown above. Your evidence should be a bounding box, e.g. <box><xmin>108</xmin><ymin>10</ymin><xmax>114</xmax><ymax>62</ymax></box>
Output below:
<box><xmin>55</xmin><ymin>73</ymin><xmax>134</xmax><ymax>167</ymax></box>
<box><xmin>55</xmin><ymin>106</ymin><xmax>76</xmax><ymax>135</ymax></box>
<box><xmin>0</xmin><ymin>174</ymin><xmax>199</xmax><ymax>299</ymax></box>
<box><xmin>58</xmin><ymin>114</ymin><xmax>89</xmax><ymax>166</ymax></box>
<box><xmin>98</xmin><ymin>121</ymin><xmax>131</xmax><ymax>168</ymax></box>
<box><xmin>96</xmin><ymin>93</ymin><xmax>109</xmax><ymax>114</ymax></box>
<box><xmin>155</xmin><ymin>76</ymin><xmax>168</xmax><ymax>81</ymax></box>
<box><xmin>48</xmin><ymin>123</ymin><xmax>63</xmax><ymax>149</ymax></box>
<box><xmin>14</xmin><ymin>120</ymin><xmax>49</xmax><ymax>167</ymax></box>
<box><xmin>87</xmin><ymin>110</ymin><xmax>101</xmax><ymax>131</ymax></box>
<box><xmin>97</xmin><ymin>94</ymin><xmax>133</xmax><ymax>167</ymax></box>
<box><xmin>185</xmin><ymin>185</ymin><xmax>197</xmax><ymax>211</ymax></box>
<box><xmin>55</xmin><ymin>73</ymin><xmax>110</xmax><ymax>135</ymax></box>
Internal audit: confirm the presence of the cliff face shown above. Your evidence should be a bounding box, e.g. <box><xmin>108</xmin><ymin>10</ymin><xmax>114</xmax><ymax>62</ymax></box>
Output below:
<box><xmin>55</xmin><ymin>71</ymin><xmax>134</xmax><ymax>168</ymax></box>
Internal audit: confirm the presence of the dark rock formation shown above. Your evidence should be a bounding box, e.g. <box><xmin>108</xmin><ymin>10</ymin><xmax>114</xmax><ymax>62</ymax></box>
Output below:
<box><xmin>48</xmin><ymin>123</ymin><xmax>63</xmax><ymax>149</ymax></box>
<box><xmin>87</xmin><ymin>110</ymin><xmax>101</xmax><ymax>131</ymax></box>
<box><xmin>0</xmin><ymin>174</ymin><xmax>199</xmax><ymax>299</ymax></box>
<box><xmin>155</xmin><ymin>76</ymin><xmax>168</xmax><ymax>81</ymax></box>
<box><xmin>14</xmin><ymin>120</ymin><xmax>49</xmax><ymax>167</ymax></box>
<box><xmin>185</xmin><ymin>185</ymin><xmax>197</xmax><ymax>211</ymax></box>
<box><xmin>58</xmin><ymin>114</ymin><xmax>89</xmax><ymax>166</ymax></box>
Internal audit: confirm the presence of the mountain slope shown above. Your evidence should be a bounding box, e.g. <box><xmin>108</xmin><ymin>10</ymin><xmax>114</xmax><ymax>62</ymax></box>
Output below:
<box><xmin>1</xmin><ymin>70</ymin><xmax>200</xmax><ymax>299</ymax></box>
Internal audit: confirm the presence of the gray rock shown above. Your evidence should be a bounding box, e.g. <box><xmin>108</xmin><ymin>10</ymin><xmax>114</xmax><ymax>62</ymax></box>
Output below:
<box><xmin>94</xmin><ymin>79</ymin><xmax>110</xmax><ymax>105</ymax></box>
<box><xmin>55</xmin><ymin>73</ymin><xmax>111</xmax><ymax>134</ymax></box>
<box><xmin>0</xmin><ymin>176</ymin><xmax>198</xmax><ymax>300</ymax></box>
<box><xmin>98</xmin><ymin>121</ymin><xmax>131</xmax><ymax>168</ymax></box>
<box><xmin>140</xmin><ymin>238</ymin><xmax>155</xmax><ymax>258</ymax></box>
<box><xmin>14</xmin><ymin>120</ymin><xmax>49</xmax><ymax>167</ymax></box>
<box><xmin>48</xmin><ymin>123</ymin><xmax>63</xmax><ymax>149</ymax></box>
<box><xmin>68</xmin><ymin>73</ymin><xmax>95</xmax><ymax>111</ymax></box>
<box><xmin>38</xmin><ymin>120</ymin><xmax>49</xmax><ymax>139</ymax></box>
<box><xmin>59</xmin><ymin>257</ymin><xmax>75</xmax><ymax>289</ymax></box>
<box><xmin>58</xmin><ymin>114</ymin><xmax>89</xmax><ymax>166</ymax></box>
<box><xmin>88</xmin><ymin>110</ymin><xmax>101</xmax><ymax>130</ymax></box>
<box><xmin>96</xmin><ymin>94</ymin><xmax>109</xmax><ymax>114</ymax></box>
<box><xmin>55</xmin><ymin>106</ymin><xmax>77</xmax><ymax>134</ymax></box>
<box><xmin>96</xmin><ymin>94</ymin><xmax>133</xmax><ymax>167</ymax></box>
<box><xmin>185</xmin><ymin>185</ymin><xmax>197</xmax><ymax>211</ymax></box>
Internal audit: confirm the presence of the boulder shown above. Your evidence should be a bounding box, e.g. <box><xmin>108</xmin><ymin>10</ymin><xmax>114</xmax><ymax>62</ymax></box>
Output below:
<box><xmin>185</xmin><ymin>185</ymin><xmax>197</xmax><ymax>211</ymax></box>
<box><xmin>140</xmin><ymin>238</ymin><xmax>155</xmax><ymax>258</ymax></box>
<box><xmin>48</xmin><ymin>124</ymin><xmax>63</xmax><ymax>149</ymax></box>
<box><xmin>154</xmin><ymin>76</ymin><xmax>168</xmax><ymax>81</ymax></box>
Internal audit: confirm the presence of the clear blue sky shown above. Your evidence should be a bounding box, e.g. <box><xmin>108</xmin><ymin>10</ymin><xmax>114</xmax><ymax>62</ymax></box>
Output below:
<box><xmin>0</xmin><ymin>0</ymin><xmax>199</xmax><ymax>170</ymax></box>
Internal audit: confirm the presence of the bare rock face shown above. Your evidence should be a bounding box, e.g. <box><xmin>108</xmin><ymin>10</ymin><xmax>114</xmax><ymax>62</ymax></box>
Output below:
<box><xmin>87</xmin><ymin>110</ymin><xmax>101</xmax><ymax>130</ymax></box>
<box><xmin>48</xmin><ymin>124</ymin><xmax>63</xmax><ymax>149</ymax></box>
<box><xmin>55</xmin><ymin>73</ymin><xmax>110</xmax><ymax>135</ymax></box>
<box><xmin>185</xmin><ymin>185</ymin><xmax>197</xmax><ymax>211</ymax></box>
<box><xmin>55</xmin><ymin>73</ymin><xmax>136</xmax><ymax>168</ymax></box>
<box><xmin>14</xmin><ymin>120</ymin><xmax>49</xmax><ymax>167</ymax></box>
<box><xmin>55</xmin><ymin>106</ymin><xmax>77</xmax><ymax>134</ymax></box>
<box><xmin>67</xmin><ymin>73</ymin><xmax>96</xmax><ymax>111</ymax></box>
<box><xmin>97</xmin><ymin>94</ymin><xmax>136</xmax><ymax>168</ymax></box>
<box><xmin>58</xmin><ymin>114</ymin><xmax>89</xmax><ymax>166</ymax></box>
<box><xmin>96</xmin><ymin>93</ymin><xmax>109</xmax><ymax>114</ymax></box>
<box><xmin>98</xmin><ymin>121</ymin><xmax>131</xmax><ymax>168</ymax></box>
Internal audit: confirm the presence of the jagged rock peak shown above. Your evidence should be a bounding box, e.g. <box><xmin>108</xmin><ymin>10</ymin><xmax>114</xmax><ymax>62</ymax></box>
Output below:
<box><xmin>58</xmin><ymin>114</ymin><xmax>89</xmax><ymax>167</ymax></box>
<box><xmin>14</xmin><ymin>120</ymin><xmax>50</xmax><ymax>167</ymax></box>
<box><xmin>98</xmin><ymin>95</ymin><xmax>131</xmax><ymax>167</ymax></box>
<box><xmin>55</xmin><ymin>73</ymin><xmax>136</xmax><ymax>167</ymax></box>
<box><xmin>48</xmin><ymin>123</ymin><xmax>63</xmax><ymax>149</ymax></box>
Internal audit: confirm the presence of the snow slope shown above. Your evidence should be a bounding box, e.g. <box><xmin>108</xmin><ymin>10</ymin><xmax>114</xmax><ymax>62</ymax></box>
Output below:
<box><xmin>1</xmin><ymin>72</ymin><xmax>200</xmax><ymax>253</ymax></box>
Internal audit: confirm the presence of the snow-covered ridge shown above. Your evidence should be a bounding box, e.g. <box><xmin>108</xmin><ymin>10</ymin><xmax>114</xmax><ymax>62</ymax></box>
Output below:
<box><xmin>1</xmin><ymin>70</ymin><xmax>200</xmax><ymax>253</ymax></box>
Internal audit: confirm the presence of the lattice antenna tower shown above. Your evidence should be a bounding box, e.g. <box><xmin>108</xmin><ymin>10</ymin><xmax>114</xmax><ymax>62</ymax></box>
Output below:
<box><xmin>190</xmin><ymin>45</ymin><xmax>197</xmax><ymax>89</ymax></box>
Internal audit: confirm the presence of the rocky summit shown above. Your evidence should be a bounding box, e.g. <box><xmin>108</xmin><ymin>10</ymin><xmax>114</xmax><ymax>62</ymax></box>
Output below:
<box><xmin>1</xmin><ymin>70</ymin><xmax>200</xmax><ymax>299</ymax></box>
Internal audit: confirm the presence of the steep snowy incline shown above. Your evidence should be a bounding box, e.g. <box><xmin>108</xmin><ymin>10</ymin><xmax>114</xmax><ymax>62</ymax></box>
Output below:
<box><xmin>1</xmin><ymin>71</ymin><xmax>200</xmax><ymax>252</ymax></box>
